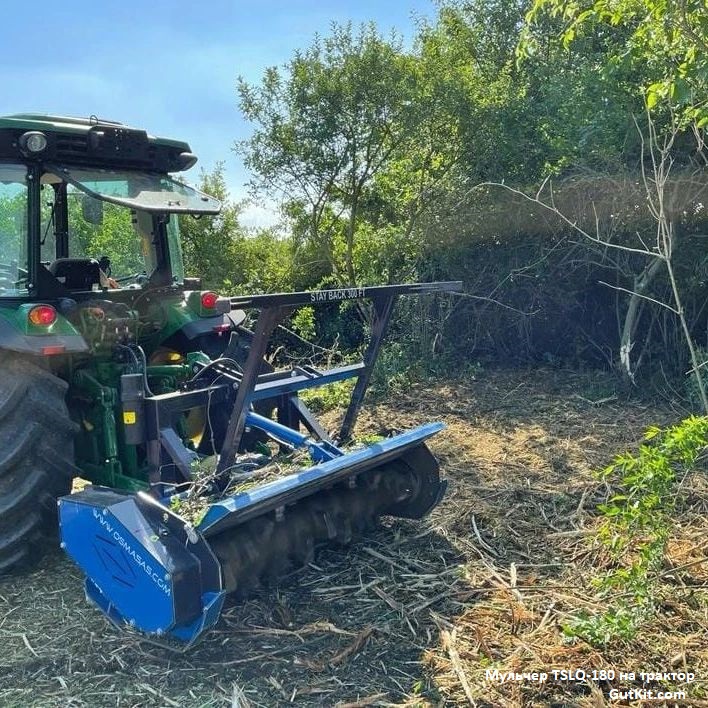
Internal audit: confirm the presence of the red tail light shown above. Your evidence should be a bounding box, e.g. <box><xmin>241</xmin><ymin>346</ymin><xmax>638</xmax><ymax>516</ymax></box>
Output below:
<box><xmin>28</xmin><ymin>305</ymin><xmax>57</xmax><ymax>327</ymax></box>
<box><xmin>201</xmin><ymin>291</ymin><xmax>218</xmax><ymax>309</ymax></box>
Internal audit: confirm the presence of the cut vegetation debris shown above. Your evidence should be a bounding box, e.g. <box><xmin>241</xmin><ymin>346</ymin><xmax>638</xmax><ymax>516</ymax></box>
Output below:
<box><xmin>176</xmin><ymin>441</ymin><xmax>382</xmax><ymax>527</ymax></box>
<box><xmin>2</xmin><ymin>368</ymin><xmax>706</xmax><ymax>707</ymax></box>
<box><xmin>174</xmin><ymin>450</ymin><xmax>317</xmax><ymax>526</ymax></box>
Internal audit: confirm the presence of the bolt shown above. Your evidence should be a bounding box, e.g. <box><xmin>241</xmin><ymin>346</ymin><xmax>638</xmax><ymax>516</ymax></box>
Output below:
<box><xmin>103</xmin><ymin>508</ymin><xmax>109</xmax><ymax>515</ymax></box>
<box><xmin>59</xmin><ymin>542</ymin><xmax>66</xmax><ymax>549</ymax></box>
<box><xmin>165</xmin><ymin>573</ymin><xmax>171</xmax><ymax>581</ymax></box>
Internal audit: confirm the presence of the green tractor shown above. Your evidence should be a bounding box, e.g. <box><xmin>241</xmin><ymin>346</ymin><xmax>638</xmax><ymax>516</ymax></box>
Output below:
<box><xmin>0</xmin><ymin>113</ymin><xmax>456</xmax><ymax>647</ymax></box>
<box><xmin>0</xmin><ymin>113</ymin><xmax>247</xmax><ymax>571</ymax></box>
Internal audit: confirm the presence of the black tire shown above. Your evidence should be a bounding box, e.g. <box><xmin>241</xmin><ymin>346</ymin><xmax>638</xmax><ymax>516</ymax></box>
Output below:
<box><xmin>0</xmin><ymin>352</ymin><xmax>77</xmax><ymax>573</ymax></box>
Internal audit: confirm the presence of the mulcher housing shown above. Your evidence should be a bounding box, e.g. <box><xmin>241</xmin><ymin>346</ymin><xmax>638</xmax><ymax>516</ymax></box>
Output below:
<box><xmin>0</xmin><ymin>113</ymin><xmax>459</xmax><ymax>647</ymax></box>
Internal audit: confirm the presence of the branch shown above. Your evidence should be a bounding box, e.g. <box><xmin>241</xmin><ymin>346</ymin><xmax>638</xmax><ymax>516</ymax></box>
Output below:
<box><xmin>477</xmin><ymin>181</ymin><xmax>663</xmax><ymax>258</ymax></box>
<box><xmin>673</xmin><ymin>1</ymin><xmax>708</xmax><ymax>55</ymax></box>
<box><xmin>453</xmin><ymin>291</ymin><xmax>539</xmax><ymax>316</ymax></box>
<box><xmin>597</xmin><ymin>281</ymin><xmax>679</xmax><ymax>314</ymax></box>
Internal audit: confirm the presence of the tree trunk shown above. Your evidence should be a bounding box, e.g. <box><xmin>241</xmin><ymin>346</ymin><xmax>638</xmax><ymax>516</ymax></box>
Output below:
<box><xmin>619</xmin><ymin>256</ymin><xmax>665</xmax><ymax>383</ymax></box>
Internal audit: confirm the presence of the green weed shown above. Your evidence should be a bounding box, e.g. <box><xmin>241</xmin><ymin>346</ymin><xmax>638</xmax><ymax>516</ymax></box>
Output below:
<box><xmin>300</xmin><ymin>379</ymin><xmax>355</xmax><ymax>413</ymax></box>
<box><xmin>564</xmin><ymin>415</ymin><xmax>708</xmax><ymax>646</ymax></box>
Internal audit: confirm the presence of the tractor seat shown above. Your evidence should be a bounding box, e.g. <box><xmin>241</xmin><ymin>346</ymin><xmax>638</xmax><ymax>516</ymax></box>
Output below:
<box><xmin>48</xmin><ymin>258</ymin><xmax>101</xmax><ymax>291</ymax></box>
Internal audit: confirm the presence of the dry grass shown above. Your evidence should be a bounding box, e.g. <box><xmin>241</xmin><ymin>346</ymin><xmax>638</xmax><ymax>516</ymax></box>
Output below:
<box><xmin>1</xmin><ymin>368</ymin><xmax>706</xmax><ymax>707</ymax></box>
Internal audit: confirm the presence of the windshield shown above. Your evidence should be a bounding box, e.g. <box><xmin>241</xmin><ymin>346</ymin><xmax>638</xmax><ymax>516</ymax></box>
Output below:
<box><xmin>0</xmin><ymin>164</ymin><xmax>28</xmax><ymax>297</ymax></box>
<box><xmin>52</xmin><ymin>166</ymin><xmax>221</xmax><ymax>214</ymax></box>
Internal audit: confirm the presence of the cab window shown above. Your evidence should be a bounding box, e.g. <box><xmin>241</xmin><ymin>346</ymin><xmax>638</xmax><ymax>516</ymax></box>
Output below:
<box><xmin>0</xmin><ymin>164</ymin><xmax>29</xmax><ymax>296</ymax></box>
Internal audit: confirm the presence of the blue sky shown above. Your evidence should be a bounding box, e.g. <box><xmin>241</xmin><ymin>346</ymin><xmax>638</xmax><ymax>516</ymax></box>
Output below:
<box><xmin>0</xmin><ymin>1</ymin><xmax>435</xmax><ymax>225</ymax></box>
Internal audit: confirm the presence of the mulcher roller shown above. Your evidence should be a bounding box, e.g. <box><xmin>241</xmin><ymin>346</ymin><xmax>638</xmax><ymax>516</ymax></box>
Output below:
<box><xmin>210</xmin><ymin>436</ymin><xmax>444</xmax><ymax>594</ymax></box>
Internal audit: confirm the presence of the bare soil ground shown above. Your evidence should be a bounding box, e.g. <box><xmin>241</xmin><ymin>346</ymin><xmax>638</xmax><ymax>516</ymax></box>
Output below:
<box><xmin>0</xmin><ymin>368</ymin><xmax>705</xmax><ymax>707</ymax></box>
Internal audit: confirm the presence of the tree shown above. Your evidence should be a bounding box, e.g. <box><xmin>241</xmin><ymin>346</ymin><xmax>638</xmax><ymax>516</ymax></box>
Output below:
<box><xmin>179</xmin><ymin>164</ymin><xmax>249</xmax><ymax>290</ymax></box>
<box><xmin>67</xmin><ymin>198</ymin><xmax>141</xmax><ymax>277</ymax></box>
<box><xmin>480</xmin><ymin>110</ymin><xmax>708</xmax><ymax>407</ymax></box>
<box><xmin>237</xmin><ymin>23</ymin><xmax>459</xmax><ymax>286</ymax></box>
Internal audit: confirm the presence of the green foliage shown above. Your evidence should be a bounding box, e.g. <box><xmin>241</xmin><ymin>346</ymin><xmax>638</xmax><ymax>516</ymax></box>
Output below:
<box><xmin>139</xmin><ymin>2</ymin><xmax>708</xmax><ymax>391</ymax></box>
<box><xmin>369</xmin><ymin>340</ymin><xmax>482</xmax><ymax>398</ymax></box>
<box><xmin>230</xmin><ymin>3</ymin><xmax>702</xmax><ymax>382</ymax></box>
<box><xmin>355</xmin><ymin>433</ymin><xmax>385</xmax><ymax>446</ymax></box>
<box><xmin>237</xmin><ymin>22</ymin><xmax>461</xmax><ymax>286</ymax></box>
<box><xmin>0</xmin><ymin>179</ymin><xmax>28</xmax><ymax>291</ymax></box>
<box><xmin>179</xmin><ymin>164</ymin><xmax>296</xmax><ymax>294</ymax></box>
<box><xmin>565</xmin><ymin>416</ymin><xmax>708</xmax><ymax>645</ymax></box>
<box><xmin>36</xmin><ymin>186</ymin><xmax>148</xmax><ymax>280</ymax></box>
<box><xmin>290</xmin><ymin>306</ymin><xmax>316</xmax><ymax>340</ymax></box>
<box><xmin>65</xmin><ymin>197</ymin><xmax>143</xmax><ymax>277</ymax></box>
<box><xmin>523</xmin><ymin>0</ymin><xmax>708</xmax><ymax>121</ymax></box>
<box><xmin>369</xmin><ymin>342</ymin><xmax>416</xmax><ymax>397</ymax></box>
<box><xmin>179</xmin><ymin>164</ymin><xmax>248</xmax><ymax>290</ymax></box>
<box><xmin>227</xmin><ymin>230</ymin><xmax>293</xmax><ymax>294</ymax></box>
<box><xmin>300</xmin><ymin>379</ymin><xmax>355</xmax><ymax>413</ymax></box>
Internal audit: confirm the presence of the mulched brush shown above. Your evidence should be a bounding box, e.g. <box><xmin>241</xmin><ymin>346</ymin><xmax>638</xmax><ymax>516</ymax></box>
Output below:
<box><xmin>174</xmin><ymin>448</ymin><xmax>316</xmax><ymax>527</ymax></box>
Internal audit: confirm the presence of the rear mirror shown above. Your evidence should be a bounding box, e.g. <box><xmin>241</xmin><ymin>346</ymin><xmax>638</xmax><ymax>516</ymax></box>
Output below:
<box><xmin>81</xmin><ymin>195</ymin><xmax>103</xmax><ymax>225</ymax></box>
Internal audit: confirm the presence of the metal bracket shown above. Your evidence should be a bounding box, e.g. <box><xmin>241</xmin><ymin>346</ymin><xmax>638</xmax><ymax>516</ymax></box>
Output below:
<box><xmin>216</xmin><ymin>306</ymin><xmax>290</xmax><ymax>475</ymax></box>
<box><xmin>141</xmin><ymin>282</ymin><xmax>460</xmax><ymax>489</ymax></box>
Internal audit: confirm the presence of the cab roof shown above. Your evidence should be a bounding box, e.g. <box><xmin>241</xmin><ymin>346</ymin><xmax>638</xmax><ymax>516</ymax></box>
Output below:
<box><xmin>0</xmin><ymin>113</ymin><xmax>196</xmax><ymax>172</ymax></box>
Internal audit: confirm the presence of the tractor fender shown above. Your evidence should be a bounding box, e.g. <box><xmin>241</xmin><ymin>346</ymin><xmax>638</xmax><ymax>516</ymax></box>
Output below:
<box><xmin>0</xmin><ymin>311</ymin><xmax>88</xmax><ymax>355</ymax></box>
<box><xmin>179</xmin><ymin>309</ymin><xmax>246</xmax><ymax>340</ymax></box>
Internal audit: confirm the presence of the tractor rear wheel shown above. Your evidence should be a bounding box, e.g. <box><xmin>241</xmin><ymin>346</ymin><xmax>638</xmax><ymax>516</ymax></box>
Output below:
<box><xmin>0</xmin><ymin>352</ymin><xmax>77</xmax><ymax>573</ymax></box>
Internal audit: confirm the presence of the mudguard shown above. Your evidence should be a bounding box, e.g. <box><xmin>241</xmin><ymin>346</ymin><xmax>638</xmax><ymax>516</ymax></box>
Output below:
<box><xmin>60</xmin><ymin>487</ymin><xmax>224</xmax><ymax>647</ymax></box>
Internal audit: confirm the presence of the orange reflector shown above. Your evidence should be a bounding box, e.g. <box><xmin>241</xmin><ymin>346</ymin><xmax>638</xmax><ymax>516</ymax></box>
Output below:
<box><xmin>29</xmin><ymin>305</ymin><xmax>57</xmax><ymax>327</ymax></box>
<box><xmin>41</xmin><ymin>345</ymin><xmax>65</xmax><ymax>356</ymax></box>
<box><xmin>201</xmin><ymin>291</ymin><xmax>218</xmax><ymax>309</ymax></box>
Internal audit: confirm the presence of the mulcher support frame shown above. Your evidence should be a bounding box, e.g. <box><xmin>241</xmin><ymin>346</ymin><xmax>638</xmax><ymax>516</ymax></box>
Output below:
<box><xmin>59</xmin><ymin>282</ymin><xmax>460</xmax><ymax>647</ymax></box>
<box><xmin>141</xmin><ymin>281</ymin><xmax>459</xmax><ymax>491</ymax></box>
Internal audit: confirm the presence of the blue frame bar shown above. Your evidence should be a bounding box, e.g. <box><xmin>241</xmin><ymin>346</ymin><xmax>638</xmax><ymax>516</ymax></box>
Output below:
<box><xmin>249</xmin><ymin>363</ymin><xmax>364</xmax><ymax>401</ymax></box>
<box><xmin>245</xmin><ymin>411</ymin><xmax>342</xmax><ymax>462</ymax></box>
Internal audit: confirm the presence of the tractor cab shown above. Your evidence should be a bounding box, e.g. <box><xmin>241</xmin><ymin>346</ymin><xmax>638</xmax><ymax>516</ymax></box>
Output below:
<box><xmin>0</xmin><ymin>114</ymin><xmax>220</xmax><ymax>301</ymax></box>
